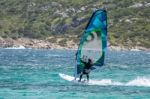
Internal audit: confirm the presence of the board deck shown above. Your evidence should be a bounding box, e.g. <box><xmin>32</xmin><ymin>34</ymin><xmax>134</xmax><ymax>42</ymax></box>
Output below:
<box><xmin>59</xmin><ymin>73</ymin><xmax>92</xmax><ymax>85</ymax></box>
<box><xmin>59</xmin><ymin>73</ymin><xmax>114</xmax><ymax>86</ymax></box>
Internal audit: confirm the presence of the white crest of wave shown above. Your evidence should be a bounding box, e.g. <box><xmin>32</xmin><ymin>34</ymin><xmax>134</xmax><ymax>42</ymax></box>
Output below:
<box><xmin>126</xmin><ymin>77</ymin><xmax>150</xmax><ymax>87</ymax></box>
<box><xmin>89</xmin><ymin>79</ymin><xmax>124</xmax><ymax>86</ymax></box>
<box><xmin>5</xmin><ymin>45</ymin><xmax>26</xmax><ymax>49</ymax></box>
<box><xmin>89</xmin><ymin>77</ymin><xmax>150</xmax><ymax>87</ymax></box>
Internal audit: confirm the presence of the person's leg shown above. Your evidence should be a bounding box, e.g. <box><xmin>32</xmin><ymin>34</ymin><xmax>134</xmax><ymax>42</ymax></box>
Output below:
<box><xmin>87</xmin><ymin>74</ymin><xmax>89</xmax><ymax>82</ymax></box>
<box><xmin>79</xmin><ymin>73</ymin><xmax>83</xmax><ymax>82</ymax></box>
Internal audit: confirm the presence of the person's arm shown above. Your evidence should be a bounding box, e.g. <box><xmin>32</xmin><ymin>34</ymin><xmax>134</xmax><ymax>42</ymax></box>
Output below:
<box><xmin>80</xmin><ymin>58</ymin><xmax>86</xmax><ymax>64</ymax></box>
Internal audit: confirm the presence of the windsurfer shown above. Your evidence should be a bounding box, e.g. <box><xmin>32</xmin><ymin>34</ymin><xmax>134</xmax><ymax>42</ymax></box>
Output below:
<box><xmin>78</xmin><ymin>58</ymin><xmax>93</xmax><ymax>82</ymax></box>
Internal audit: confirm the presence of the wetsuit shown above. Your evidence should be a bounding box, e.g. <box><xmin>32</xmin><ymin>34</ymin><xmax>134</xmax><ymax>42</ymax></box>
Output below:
<box><xmin>79</xmin><ymin>59</ymin><xmax>93</xmax><ymax>82</ymax></box>
<box><xmin>82</xmin><ymin>61</ymin><xmax>92</xmax><ymax>74</ymax></box>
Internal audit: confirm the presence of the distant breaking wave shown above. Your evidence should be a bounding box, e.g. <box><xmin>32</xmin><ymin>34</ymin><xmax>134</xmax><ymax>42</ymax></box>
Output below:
<box><xmin>146</xmin><ymin>53</ymin><xmax>150</xmax><ymax>55</ymax></box>
<box><xmin>89</xmin><ymin>76</ymin><xmax>150</xmax><ymax>87</ymax></box>
<box><xmin>5</xmin><ymin>45</ymin><xmax>26</xmax><ymax>49</ymax></box>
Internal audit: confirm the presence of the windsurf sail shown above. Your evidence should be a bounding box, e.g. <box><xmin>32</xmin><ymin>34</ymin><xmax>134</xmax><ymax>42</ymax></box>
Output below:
<box><xmin>75</xmin><ymin>9</ymin><xmax>107</xmax><ymax>78</ymax></box>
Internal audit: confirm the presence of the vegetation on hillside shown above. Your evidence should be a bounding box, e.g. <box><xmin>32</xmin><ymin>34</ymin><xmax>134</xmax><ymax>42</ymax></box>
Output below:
<box><xmin>0</xmin><ymin>0</ymin><xmax>149</xmax><ymax>48</ymax></box>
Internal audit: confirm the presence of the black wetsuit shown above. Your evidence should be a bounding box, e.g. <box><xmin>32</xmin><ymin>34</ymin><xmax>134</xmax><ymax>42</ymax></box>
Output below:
<box><xmin>79</xmin><ymin>60</ymin><xmax>93</xmax><ymax>82</ymax></box>
<box><xmin>82</xmin><ymin>61</ymin><xmax>92</xmax><ymax>74</ymax></box>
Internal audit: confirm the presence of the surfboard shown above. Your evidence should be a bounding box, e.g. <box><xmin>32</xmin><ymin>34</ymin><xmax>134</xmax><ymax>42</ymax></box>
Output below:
<box><xmin>59</xmin><ymin>73</ymin><xmax>90</xmax><ymax>85</ymax></box>
<box><xmin>59</xmin><ymin>73</ymin><xmax>113</xmax><ymax>85</ymax></box>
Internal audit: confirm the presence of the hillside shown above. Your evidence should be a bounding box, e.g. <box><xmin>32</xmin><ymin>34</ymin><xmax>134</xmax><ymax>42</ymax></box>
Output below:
<box><xmin>0</xmin><ymin>0</ymin><xmax>150</xmax><ymax>49</ymax></box>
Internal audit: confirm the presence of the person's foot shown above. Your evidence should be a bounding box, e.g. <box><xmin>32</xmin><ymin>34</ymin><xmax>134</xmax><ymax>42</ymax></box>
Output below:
<box><xmin>78</xmin><ymin>80</ymin><xmax>81</xmax><ymax>82</ymax></box>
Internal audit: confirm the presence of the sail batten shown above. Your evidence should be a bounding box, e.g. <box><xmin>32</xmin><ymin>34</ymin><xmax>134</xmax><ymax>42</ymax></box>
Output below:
<box><xmin>75</xmin><ymin>9</ymin><xmax>107</xmax><ymax>77</ymax></box>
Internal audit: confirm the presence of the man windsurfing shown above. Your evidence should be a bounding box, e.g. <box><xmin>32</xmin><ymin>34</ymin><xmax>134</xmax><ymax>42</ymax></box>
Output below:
<box><xmin>78</xmin><ymin>57</ymin><xmax>93</xmax><ymax>82</ymax></box>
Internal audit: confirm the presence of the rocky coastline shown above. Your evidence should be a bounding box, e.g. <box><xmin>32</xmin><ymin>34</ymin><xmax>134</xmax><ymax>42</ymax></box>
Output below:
<box><xmin>0</xmin><ymin>37</ymin><xmax>77</xmax><ymax>49</ymax></box>
<box><xmin>0</xmin><ymin>37</ymin><xmax>149</xmax><ymax>51</ymax></box>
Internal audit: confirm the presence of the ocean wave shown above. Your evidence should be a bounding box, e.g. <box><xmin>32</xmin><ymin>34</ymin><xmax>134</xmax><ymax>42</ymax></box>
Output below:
<box><xmin>5</xmin><ymin>45</ymin><xmax>26</xmax><ymax>49</ymax></box>
<box><xmin>126</xmin><ymin>77</ymin><xmax>150</xmax><ymax>87</ymax></box>
<box><xmin>89</xmin><ymin>76</ymin><xmax>150</xmax><ymax>87</ymax></box>
<box><xmin>146</xmin><ymin>53</ymin><xmax>150</xmax><ymax>55</ymax></box>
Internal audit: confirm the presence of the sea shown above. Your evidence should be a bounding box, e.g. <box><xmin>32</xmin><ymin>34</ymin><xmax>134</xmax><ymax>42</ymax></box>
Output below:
<box><xmin>0</xmin><ymin>48</ymin><xmax>150</xmax><ymax>99</ymax></box>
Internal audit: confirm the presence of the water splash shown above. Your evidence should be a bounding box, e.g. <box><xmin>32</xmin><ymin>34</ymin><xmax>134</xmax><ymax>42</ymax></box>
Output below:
<box><xmin>126</xmin><ymin>77</ymin><xmax>150</xmax><ymax>87</ymax></box>
<box><xmin>89</xmin><ymin>76</ymin><xmax>150</xmax><ymax>87</ymax></box>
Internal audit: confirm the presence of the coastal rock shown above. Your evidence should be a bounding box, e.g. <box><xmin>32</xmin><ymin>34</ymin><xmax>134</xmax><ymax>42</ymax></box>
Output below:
<box><xmin>0</xmin><ymin>37</ymin><xmax>149</xmax><ymax>51</ymax></box>
<box><xmin>0</xmin><ymin>37</ymin><xmax>14</xmax><ymax>48</ymax></box>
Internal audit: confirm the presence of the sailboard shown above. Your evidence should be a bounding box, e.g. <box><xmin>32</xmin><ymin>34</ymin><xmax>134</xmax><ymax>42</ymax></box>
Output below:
<box><xmin>59</xmin><ymin>73</ymin><xmax>89</xmax><ymax>84</ymax></box>
<box><xmin>59</xmin><ymin>73</ymin><xmax>101</xmax><ymax>85</ymax></box>
<box><xmin>59</xmin><ymin>9</ymin><xmax>107</xmax><ymax>83</ymax></box>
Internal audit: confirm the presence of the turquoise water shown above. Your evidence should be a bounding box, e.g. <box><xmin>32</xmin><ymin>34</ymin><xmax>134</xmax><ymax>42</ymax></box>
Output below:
<box><xmin>0</xmin><ymin>49</ymin><xmax>150</xmax><ymax>99</ymax></box>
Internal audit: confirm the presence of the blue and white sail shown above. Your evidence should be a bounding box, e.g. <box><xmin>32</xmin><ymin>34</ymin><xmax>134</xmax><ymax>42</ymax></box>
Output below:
<box><xmin>75</xmin><ymin>9</ymin><xmax>107</xmax><ymax>77</ymax></box>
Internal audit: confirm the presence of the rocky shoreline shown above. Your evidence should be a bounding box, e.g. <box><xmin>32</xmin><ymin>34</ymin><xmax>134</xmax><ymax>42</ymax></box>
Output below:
<box><xmin>0</xmin><ymin>37</ymin><xmax>149</xmax><ymax>51</ymax></box>
<box><xmin>0</xmin><ymin>37</ymin><xmax>77</xmax><ymax>49</ymax></box>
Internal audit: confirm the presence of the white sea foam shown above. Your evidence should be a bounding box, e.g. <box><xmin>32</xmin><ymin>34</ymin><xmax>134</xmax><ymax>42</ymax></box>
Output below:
<box><xmin>130</xmin><ymin>48</ymin><xmax>141</xmax><ymax>51</ymax></box>
<box><xmin>146</xmin><ymin>53</ymin><xmax>150</xmax><ymax>55</ymax></box>
<box><xmin>48</xmin><ymin>54</ymin><xmax>60</xmax><ymax>57</ymax></box>
<box><xmin>5</xmin><ymin>45</ymin><xmax>26</xmax><ymax>49</ymax></box>
<box><xmin>60</xmin><ymin>73</ymin><xmax>150</xmax><ymax>87</ymax></box>
<box><xmin>89</xmin><ymin>77</ymin><xmax>150</xmax><ymax>87</ymax></box>
<box><xmin>126</xmin><ymin>77</ymin><xmax>150</xmax><ymax>87</ymax></box>
<box><xmin>89</xmin><ymin>79</ymin><xmax>124</xmax><ymax>86</ymax></box>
